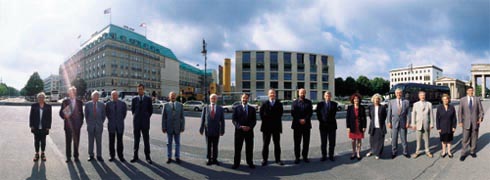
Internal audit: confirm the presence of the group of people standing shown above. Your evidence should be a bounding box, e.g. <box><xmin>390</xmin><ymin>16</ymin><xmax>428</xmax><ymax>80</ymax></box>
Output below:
<box><xmin>29</xmin><ymin>85</ymin><xmax>484</xmax><ymax>169</ymax></box>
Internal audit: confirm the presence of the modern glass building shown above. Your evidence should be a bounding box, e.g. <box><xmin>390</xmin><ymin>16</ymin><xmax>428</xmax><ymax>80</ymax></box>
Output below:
<box><xmin>59</xmin><ymin>24</ymin><xmax>212</xmax><ymax>98</ymax></box>
<box><xmin>235</xmin><ymin>50</ymin><xmax>335</xmax><ymax>101</ymax></box>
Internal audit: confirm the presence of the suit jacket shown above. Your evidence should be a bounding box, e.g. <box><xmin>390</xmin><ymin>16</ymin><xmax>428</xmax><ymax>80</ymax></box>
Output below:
<box><xmin>387</xmin><ymin>98</ymin><xmax>410</xmax><ymax>129</ymax></box>
<box><xmin>368</xmin><ymin>105</ymin><xmax>387</xmax><ymax>135</ymax></box>
<box><xmin>291</xmin><ymin>99</ymin><xmax>313</xmax><ymax>130</ymax></box>
<box><xmin>162</xmin><ymin>101</ymin><xmax>185</xmax><ymax>135</ymax></box>
<box><xmin>84</xmin><ymin>101</ymin><xmax>106</xmax><ymax>133</ymax></box>
<box><xmin>411</xmin><ymin>101</ymin><xmax>434</xmax><ymax>131</ymax></box>
<box><xmin>259</xmin><ymin>99</ymin><xmax>284</xmax><ymax>133</ymax></box>
<box><xmin>232</xmin><ymin>104</ymin><xmax>257</xmax><ymax>132</ymax></box>
<box><xmin>346</xmin><ymin>105</ymin><xmax>367</xmax><ymax>132</ymax></box>
<box><xmin>316</xmin><ymin>101</ymin><xmax>338</xmax><ymax>131</ymax></box>
<box><xmin>436</xmin><ymin>105</ymin><xmax>457</xmax><ymax>134</ymax></box>
<box><xmin>131</xmin><ymin>95</ymin><xmax>153</xmax><ymax>130</ymax></box>
<box><xmin>199</xmin><ymin>104</ymin><xmax>225</xmax><ymax>137</ymax></box>
<box><xmin>29</xmin><ymin>103</ymin><xmax>52</xmax><ymax>130</ymax></box>
<box><xmin>59</xmin><ymin>98</ymin><xmax>84</xmax><ymax>130</ymax></box>
<box><xmin>458</xmin><ymin>96</ymin><xmax>484</xmax><ymax>130</ymax></box>
<box><xmin>106</xmin><ymin>100</ymin><xmax>127</xmax><ymax>133</ymax></box>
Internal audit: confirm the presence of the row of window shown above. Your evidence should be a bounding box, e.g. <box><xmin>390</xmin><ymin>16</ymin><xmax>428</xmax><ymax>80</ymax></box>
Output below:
<box><xmin>391</xmin><ymin>69</ymin><xmax>438</xmax><ymax>76</ymax></box>
<box><xmin>242</xmin><ymin>52</ymin><xmax>329</xmax><ymax>65</ymax></box>
<box><xmin>392</xmin><ymin>75</ymin><xmax>433</xmax><ymax>82</ymax></box>
<box><xmin>242</xmin><ymin>81</ymin><xmax>328</xmax><ymax>90</ymax></box>
<box><xmin>242</xmin><ymin>72</ymin><xmax>328</xmax><ymax>81</ymax></box>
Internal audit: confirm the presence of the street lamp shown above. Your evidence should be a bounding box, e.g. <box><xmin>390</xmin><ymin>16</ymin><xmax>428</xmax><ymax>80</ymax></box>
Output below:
<box><xmin>201</xmin><ymin>39</ymin><xmax>207</xmax><ymax>103</ymax></box>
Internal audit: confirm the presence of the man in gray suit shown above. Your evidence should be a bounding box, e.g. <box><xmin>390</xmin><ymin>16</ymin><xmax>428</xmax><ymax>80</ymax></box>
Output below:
<box><xmin>162</xmin><ymin>91</ymin><xmax>185</xmax><ymax>164</ymax></box>
<box><xmin>387</xmin><ymin>88</ymin><xmax>411</xmax><ymax>159</ymax></box>
<box><xmin>411</xmin><ymin>91</ymin><xmax>434</xmax><ymax>158</ymax></box>
<box><xmin>84</xmin><ymin>91</ymin><xmax>106</xmax><ymax>161</ymax></box>
<box><xmin>458</xmin><ymin>87</ymin><xmax>484</xmax><ymax>161</ymax></box>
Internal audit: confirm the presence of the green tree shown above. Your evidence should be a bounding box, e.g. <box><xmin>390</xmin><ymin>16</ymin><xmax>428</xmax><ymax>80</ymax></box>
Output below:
<box><xmin>344</xmin><ymin>76</ymin><xmax>357</xmax><ymax>96</ymax></box>
<box><xmin>71</xmin><ymin>78</ymin><xmax>87</xmax><ymax>97</ymax></box>
<box><xmin>356</xmin><ymin>75</ymin><xmax>372</xmax><ymax>96</ymax></box>
<box><xmin>22</xmin><ymin>72</ymin><xmax>44</xmax><ymax>96</ymax></box>
<box><xmin>475</xmin><ymin>85</ymin><xmax>490</xmax><ymax>97</ymax></box>
<box><xmin>335</xmin><ymin>77</ymin><xmax>345</xmax><ymax>96</ymax></box>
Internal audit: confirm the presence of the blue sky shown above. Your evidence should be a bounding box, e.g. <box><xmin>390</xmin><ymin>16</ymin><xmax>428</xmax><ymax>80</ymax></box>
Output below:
<box><xmin>0</xmin><ymin>0</ymin><xmax>489</xmax><ymax>90</ymax></box>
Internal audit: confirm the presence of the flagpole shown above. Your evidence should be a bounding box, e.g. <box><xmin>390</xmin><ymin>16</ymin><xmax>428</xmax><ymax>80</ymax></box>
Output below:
<box><xmin>110</xmin><ymin>13</ymin><xmax>112</xmax><ymax>25</ymax></box>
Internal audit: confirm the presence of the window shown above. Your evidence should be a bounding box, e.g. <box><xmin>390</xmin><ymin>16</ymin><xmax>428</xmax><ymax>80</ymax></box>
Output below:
<box><xmin>243</xmin><ymin>72</ymin><xmax>250</xmax><ymax>80</ymax></box>
<box><xmin>284</xmin><ymin>91</ymin><xmax>292</xmax><ymax>100</ymax></box>
<box><xmin>322</xmin><ymin>75</ymin><xmax>329</xmax><ymax>81</ymax></box>
<box><xmin>310</xmin><ymin>74</ymin><xmax>317</xmax><ymax>81</ymax></box>
<box><xmin>310</xmin><ymin>91</ymin><xmax>317</xmax><ymax>100</ymax></box>
<box><xmin>256</xmin><ymin>82</ymin><xmax>265</xmax><ymax>89</ymax></box>
<box><xmin>243</xmin><ymin>63</ymin><xmax>251</xmax><ymax>71</ymax></box>
<box><xmin>284</xmin><ymin>82</ymin><xmax>292</xmax><ymax>89</ymax></box>
<box><xmin>256</xmin><ymin>52</ymin><xmax>265</xmax><ymax>71</ymax></box>
<box><xmin>297</xmin><ymin>53</ymin><xmax>304</xmax><ymax>64</ymax></box>
<box><xmin>298</xmin><ymin>74</ymin><xmax>305</xmax><ymax>81</ymax></box>
<box><xmin>270</xmin><ymin>52</ymin><xmax>278</xmax><ymax>71</ymax></box>
<box><xmin>271</xmin><ymin>72</ymin><xmax>279</xmax><ymax>80</ymax></box>
<box><xmin>243</xmin><ymin>52</ymin><xmax>250</xmax><ymax>63</ymax></box>
<box><xmin>270</xmin><ymin>81</ymin><xmax>278</xmax><ymax>89</ymax></box>
<box><xmin>321</xmin><ymin>56</ymin><xmax>328</xmax><ymax>65</ymax></box>
<box><xmin>242</xmin><ymin>82</ymin><xmax>250</xmax><ymax>89</ymax></box>
<box><xmin>322</xmin><ymin>83</ymin><xmax>328</xmax><ymax>89</ymax></box>
<box><xmin>309</xmin><ymin>55</ymin><xmax>316</xmax><ymax>65</ymax></box>
<box><xmin>257</xmin><ymin>72</ymin><xmax>265</xmax><ymax>80</ymax></box>
<box><xmin>284</xmin><ymin>73</ymin><xmax>292</xmax><ymax>80</ymax></box>
<box><xmin>297</xmin><ymin>82</ymin><xmax>305</xmax><ymax>89</ymax></box>
<box><xmin>310</xmin><ymin>83</ymin><xmax>317</xmax><ymax>89</ymax></box>
<box><xmin>284</xmin><ymin>53</ymin><xmax>292</xmax><ymax>71</ymax></box>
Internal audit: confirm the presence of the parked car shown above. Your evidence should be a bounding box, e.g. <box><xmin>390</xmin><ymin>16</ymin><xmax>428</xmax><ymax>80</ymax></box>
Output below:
<box><xmin>361</xmin><ymin>99</ymin><xmax>372</xmax><ymax>108</ymax></box>
<box><xmin>222</xmin><ymin>101</ymin><xmax>259</xmax><ymax>113</ymax></box>
<box><xmin>336</xmin><ymin>101</ymin><xmax>347</xmax><ymax>111</ymax></box>
<box><xmin>183</xmin><ymin>101</ymin><xmax>206</xmax><ymax>111</ymax></box>
<box><xmin>282</xmin><ymin>100</ymin><xmax>293</xmax><ymax>112</ymax></box>
<box><xmin>153</xmin><ymin>100</ymin><xmax>167</xmax><ymax>111</ymax></box>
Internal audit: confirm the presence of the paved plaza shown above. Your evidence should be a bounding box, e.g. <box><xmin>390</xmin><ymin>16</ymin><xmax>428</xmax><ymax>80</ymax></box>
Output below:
<box><xmin>0</xmin><ymin>101</ymin><xmax>489</xmax><ymax>179</ymax></box>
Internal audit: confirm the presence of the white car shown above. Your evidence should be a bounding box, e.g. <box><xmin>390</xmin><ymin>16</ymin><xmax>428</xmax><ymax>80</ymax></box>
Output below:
<box><xmin>222</xmin><ymin>101</ymin><xmax>259</xmax><ymax>113</ymax></box>
<box><xmin>282</xmin><ymin>100</ymin><xmax>293</xmax><ymax>111</ymax></box>
<box><xmin>153</xmin><ymin>100</ymin><xmax>167</xmax><ymax>111</ymax></box>
<box><xmin>183</xmin><ymin>101</ymin><xmax>205</xmax><ymax>111</ymax></box>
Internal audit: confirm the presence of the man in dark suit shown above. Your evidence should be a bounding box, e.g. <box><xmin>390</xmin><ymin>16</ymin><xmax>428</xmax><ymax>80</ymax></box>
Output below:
<box><xmin>30</xmin><ymin>92</ymin><xmax>52</xmax><ymax>162</ymax></box>
<box><xmin>458</xmin><ymin>87</ymin><xmax>484</xmax><ymax>161</ymax></box>
<box><xmin>130</xmin><ymin>84</ymin><xmax>153</xmax><ymax>164</ymax></box>
<box><xmin>232</xmin><ymin>93</ymin><xmax>257</xmax><ymax>169</ymax></box>
<box><xmin>291</xmin><ymin>88</ymin><xmax>313</xmax><ymax>164</ymax></box>
<box><xmin>106</xmin><ymin>90</ymin><xmax>127</xmax><ymax>162</ymax></box>
<box><xmin>200</xmin><ymin>94</ymin><xmax>225</xmax><ymax>166</ymax></box>
<box><xmin>315</xmin><ymin>91</ymin><xmax>338</xmax><ymax>162</ymax></box>
<box><xmin>259</xmin><ymin>89</ymin><xmax>284</xmax><ymax>166</ymax></box>
<box><xmin>59</xmin><ymin>87</ymin><xmax>84</xmax><ymax>163</ymax></box>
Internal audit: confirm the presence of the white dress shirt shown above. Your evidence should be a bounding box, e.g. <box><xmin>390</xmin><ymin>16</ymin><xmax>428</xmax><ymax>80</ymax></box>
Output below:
<box><xmin>374</xmin><ymin>106</ymin><xmax>380</xmax><ymax>128</ymax></box>
<box><xmin>39</xmin><ymin>108</ymin><xmax>43</xmax><ymax>129</ymax></box>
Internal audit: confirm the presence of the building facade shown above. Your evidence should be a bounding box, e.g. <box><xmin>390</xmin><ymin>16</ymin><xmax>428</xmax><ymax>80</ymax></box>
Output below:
<box><xmin>435</xmin><ymin>77</ymin><xmax>467</xmax><ymax>99</ymax></box>
<box><xmin>59</xmin><ymin>24</ymin><xmax>212</xmax><ymax>98</ymax></box>
<box><xmin>235</xmin><ymin>50</ymin><xmax>335</xmax><ymax>101</ymax></box>
<box><xmin>43</xmin><ymin>75</ymin><xmax>60</xmax><ymax>93</ymax></box>
<box><xmin>389</xmin><ymin>65</ymin><xmax>443</xmax><ymax>88</ymax></box>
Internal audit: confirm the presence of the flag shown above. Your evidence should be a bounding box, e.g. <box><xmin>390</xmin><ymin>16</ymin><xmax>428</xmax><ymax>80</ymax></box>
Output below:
<box><xmin>140</xmin><ymin>23</ymin><xmax>146</xmax><ymax>28</ymax></box>
<box><xmin>77</xmin><ymin>34</ymin><xmax>81</xmax><ymax>39</ymax></box>
<box><xmin>104</xmin><ymin>8</ymin><xmax>111</xmax><ymax>14</ymax></box>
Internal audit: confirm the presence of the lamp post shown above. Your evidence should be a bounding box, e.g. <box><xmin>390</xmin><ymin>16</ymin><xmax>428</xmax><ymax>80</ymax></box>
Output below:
<box><xmin>201</xmin><ymin>39</ymin><xmax>207</xmax><ymax>103</ymax></box>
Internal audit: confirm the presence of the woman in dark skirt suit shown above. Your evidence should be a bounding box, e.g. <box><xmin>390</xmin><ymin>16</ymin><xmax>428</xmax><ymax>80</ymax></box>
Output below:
<box><xmin>436</xmin><ymin>94</ymin><xmax>457</xmax><ymax>158</ymax></box>
<box><xmin>346</xmin><ymin>93</ymin><xmax>367</xmax><ymax>160</ymax></box>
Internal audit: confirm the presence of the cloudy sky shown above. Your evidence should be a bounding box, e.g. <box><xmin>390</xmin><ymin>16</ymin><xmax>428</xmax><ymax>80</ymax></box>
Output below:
<box><xmin>1</xmin><ymin>0</ymin><xmax>489</xmax><ymax>90</ymax></box>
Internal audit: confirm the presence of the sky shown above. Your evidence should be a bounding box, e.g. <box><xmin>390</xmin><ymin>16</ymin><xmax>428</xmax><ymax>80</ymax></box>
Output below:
<box><xmin>0</xmin><ymin>0</ymin><xmax>489</xmax><ymax>90</ymax></box>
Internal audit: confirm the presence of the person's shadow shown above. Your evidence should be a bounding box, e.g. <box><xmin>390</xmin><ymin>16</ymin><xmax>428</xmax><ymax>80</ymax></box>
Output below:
<box><xmin>91</xmin><ymin>160</ymin><xmax>120</xmax><ymax>179</ymax></box>
<box><xmin>26</xmin><ymin>161</ymin><xmax>46</xmax><ymax>180</ymax></box>
<box><xmin>114</xmin><ymin>160</ymin><xmax>152</xmax><ymax>179</ymax></box>
<box><xmin>67</xmin><ymin>161</ymin><xmax>89</xmax><ymax>180</ymax></box>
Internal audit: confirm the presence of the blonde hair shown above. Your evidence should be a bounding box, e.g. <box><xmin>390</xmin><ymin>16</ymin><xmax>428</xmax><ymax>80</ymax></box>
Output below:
<box><xmin>37</xmin><ymin>92</ymin><xmax>46</xmax><ymax>98</ymax></box>
<box><xmin>371</xmin><ymin>93</ymin><xmax>382</xmax><ymax>103</ymax></box>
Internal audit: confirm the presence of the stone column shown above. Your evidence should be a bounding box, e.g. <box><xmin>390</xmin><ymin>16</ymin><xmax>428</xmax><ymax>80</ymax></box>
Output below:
<box><xmin>483</xmin><ymin>74</ymin><xmax>487</xmax><ymax>98</ymax></box>
<box><xmin>472</xmin><ymin>74</ymin><xmax>477</xmax><ymax>92</ymax></box>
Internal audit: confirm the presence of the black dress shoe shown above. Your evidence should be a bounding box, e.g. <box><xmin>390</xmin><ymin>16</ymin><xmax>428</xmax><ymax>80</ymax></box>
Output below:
<box><xmin>176</xmin><ymin>158</ymin><xmax>181</xmax><ymax>164</ymax></box>
<box><xmin>214</xmin><ymin>161</ymin><xmax>220</xmax><ymax>166</ymax></box>
<box><xmin>109</xmin><ymin>157</ymin><xmax>115</xmax><ymax>162</ymax></box>
<box><xmin>391</xmin><ymin>154</ymin><xmax>396</xmax><ymax>159</ymax></box>
<box><xmin>146</xmin><ymin>158</ymin><xmax>153</xmax><ymax>164</ymax></box>
<box><xmin>262</xmin><ymin>161</ymin><xmax>268</xmax><ymax>166</ymax></box>
<box><xmin>321</xmin><ymin>157</ymin><xmax>327</xmax><ymax>161</ymax></box>
<box><xmin>166</xmin><ymin>159</ymin><xmax>172</xmax><ymax>164</ymax></box>
<box><xmin>97</xmin><ymin>156</ymin><xmax>104</xmax><ymax>162</ymax></box>
<box><xmin>329</xmin><ymin>157</ymin><xmax>336</xmax><ymax>161</ymax></box>
<box><xmin>403</xmin><ymin>154</ymin><xmax>410</xmax><ymax>158</ymax></box>
<box><xmin>248</xmin><ymin>164</ymin><xmax>256</xmax><ymax>169</ymax></box>
<box><xmin>88</xmin><ymin>156</ymin><xmax>95</xmax><ymax>161</ymax></box>
<box><xmin>206</xmin><ymin>160</ymin><xmax>213</xmax><ymax>166</ymax></box>
<box><xmin>65</xmin><ymin>159</ymin><xmax>71</xmax><ymax>163</ymax></box>
<box><xmin>470</xmin><ymin>153</ymin><xmax>477</xmax><ymax>158</ymax></box>
<box><xmin>74</xmin><ymin>158</ymin><xmax>80</xmax><ymax>162</ymax></box>
<box><xmin>120</xmin><ymin>158</ymin><xmax>126</xmax><ymax>162</ymax></box>
<box><xmin>276</xmin><ymin>161</ymin><xmax>285</xmax><ymax>166</ymax></box>
<box><xmin>294</xmin><ymin>159</ymin><xmax>300</xmax><ymax>164</ymax></box>
<box><xmin>231</xmin><ymin>164</ymin><xmax>239</xmax><ymax>169</ymax></box>
<box><xmin>130</xmin><ymin>158</ymin><xmax>139</xmax><ymax>163</ymax></box>
<box><xmin>460</xmin><ymin>155</ymin><xmax>466</xmax><ymax>161</ymax></box>
<box><xmin>304</xmin><ymin>158</ymin><xmax>310</xmax><ymax>163</ymax></box>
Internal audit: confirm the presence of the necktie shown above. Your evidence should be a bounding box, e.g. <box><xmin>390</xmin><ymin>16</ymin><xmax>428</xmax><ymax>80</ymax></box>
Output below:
<box><xmin>93</xmin><ymin>102</ymin><xmax>97</xmax><ymax>118</ymax></box>
<box><xmin>422</xmin><ymin>101</ymin><xmax>426</xmax><ymax>111</ymax></box>
<box><xmin>172</xmin><ymin>102</ymin><xmax>175</xmax><ymax>111</ymax></box>
<box><xmin>270</xmin><ymin>100</ymin><xmax>274</xmax><ymax>107</ymax></box>
<box><xmin>244</xmin><ymin>105</ymin><xmax>248</xmax><ymax>116</ymax></box>
<box><xmin>469</xmin><ymin>97</ymin><xmax>473</xmax><ymax>110</ymax></box>
<box><xmin>397</xmin><ymin>99</ymin><xmax>401</xmax><ymax>115</ymax></box>
<box><xmin>211</xmin><ymin>104</ymin><xmax>215</xmax><ymax>119</ymax></box>
<box><xmin>326</xmin><ymin>101</ymin><xmax>330</xmax><ymax>110</ymax></box>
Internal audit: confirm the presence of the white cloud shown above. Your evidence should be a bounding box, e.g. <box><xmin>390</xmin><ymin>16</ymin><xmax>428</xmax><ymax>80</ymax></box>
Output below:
<box><xmin>337</xmin><ymin>45</ymin><xmax>391</xmax><ymax>79</ymax></box>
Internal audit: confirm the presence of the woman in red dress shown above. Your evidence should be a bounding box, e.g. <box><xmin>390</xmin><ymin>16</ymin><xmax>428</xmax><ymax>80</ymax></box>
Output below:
<box><xmin>346</xmin><ymin>93</ymin><xmax>367</xmax><ymax>160</ymax></box>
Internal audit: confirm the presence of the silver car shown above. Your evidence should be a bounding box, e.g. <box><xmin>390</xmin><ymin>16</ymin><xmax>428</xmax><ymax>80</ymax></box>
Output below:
<box><xmin>183</xmin><ymin>101</ymin><xmax>205</xmax><ymax>111</ymax></box>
